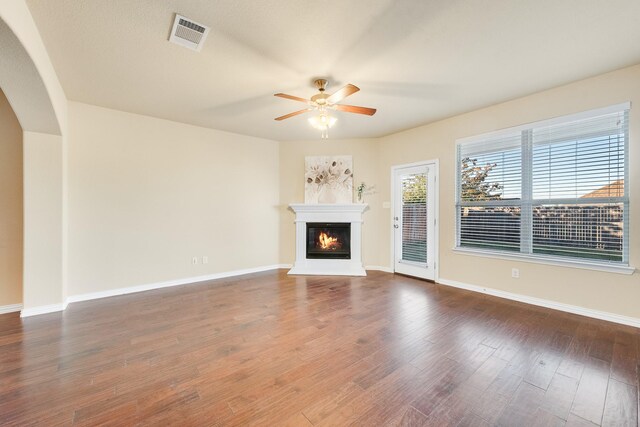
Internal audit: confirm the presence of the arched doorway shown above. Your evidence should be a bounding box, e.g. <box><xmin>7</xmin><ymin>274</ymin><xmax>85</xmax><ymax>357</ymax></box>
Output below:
<box><xmin>0</xmin><ymin>3</ymin><xmax>67</xmax><ymax>316</ymax></box>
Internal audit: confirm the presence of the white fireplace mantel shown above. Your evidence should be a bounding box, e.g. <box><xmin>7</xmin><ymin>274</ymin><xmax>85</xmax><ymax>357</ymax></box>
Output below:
<box><xmin>288</xmin><ymin>203</ymin><xmax>368</xmax><ymax>276</ymax></box>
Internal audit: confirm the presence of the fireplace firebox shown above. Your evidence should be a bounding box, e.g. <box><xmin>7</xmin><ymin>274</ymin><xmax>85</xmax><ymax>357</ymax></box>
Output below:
<box><xmin>306</xmin><ymin>222</ymin><xmax>351</xmax><ymax>259</ymax></box>
<box><xmin>289</xmin><ymin>204</ymin><xmax>366</xmax><ymax>276</ymax></box>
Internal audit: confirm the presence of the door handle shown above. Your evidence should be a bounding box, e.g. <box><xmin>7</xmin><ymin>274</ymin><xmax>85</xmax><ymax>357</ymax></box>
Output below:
<box><xmin>394</xmin><ymin>224</ymin><xmax>399</xmax><ymax>229</ymax></box>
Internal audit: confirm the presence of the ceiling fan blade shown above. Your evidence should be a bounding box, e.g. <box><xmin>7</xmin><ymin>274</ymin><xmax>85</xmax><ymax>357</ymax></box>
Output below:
<box><xmin>333</xmin><ymin>104</ymin><xmax>377</xmax><ymax>116</ymax></box>
<box><xmin>274</xmin><ymin>109</ymin><xmax>310</xmax><ymax>121</ymax></box>
<box><xmin>326</xmin><ymin>84</ymin><xmax>360</xmax><ymax>104</ymax></box>
<box><xmin>274</xmin><ymin>93</ymin><xmax>310</xmax><ymax>104</ymax></box>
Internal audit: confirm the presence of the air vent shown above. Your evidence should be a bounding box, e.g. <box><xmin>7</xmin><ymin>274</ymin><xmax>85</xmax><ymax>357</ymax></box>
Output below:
<box><xmin>169</xmin><ymin>14</ymin><xmax>210</xmax><ymax>52</ymax></box>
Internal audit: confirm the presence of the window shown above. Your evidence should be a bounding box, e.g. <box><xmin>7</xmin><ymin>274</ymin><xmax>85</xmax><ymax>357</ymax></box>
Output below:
<box><xmin>456</xmin><ymin>103</ymin><xmax>629</xmax><ymax>268</ymax></box>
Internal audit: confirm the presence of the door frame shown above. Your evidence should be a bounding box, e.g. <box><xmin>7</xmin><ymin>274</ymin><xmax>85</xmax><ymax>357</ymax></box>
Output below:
<box><xmin>390</xmin><ymin>159</ymin><xmax>439</xmax><ymax>282</ymax></box>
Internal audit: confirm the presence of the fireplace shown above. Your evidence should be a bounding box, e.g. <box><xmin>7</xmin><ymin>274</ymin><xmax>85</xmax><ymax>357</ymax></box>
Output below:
<box><xmin>306</xmin><ymin>223</ymin><xmax>351</xmax><ymax>259</ymax></box>
<box><xmin>289</xmin><ymin>204</ymin><xmax>367</xmax><ymax>276</ymax></box>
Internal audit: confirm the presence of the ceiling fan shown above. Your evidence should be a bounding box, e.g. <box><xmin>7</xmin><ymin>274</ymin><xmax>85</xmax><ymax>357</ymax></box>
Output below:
<box><xmin>274</xmin><ymin>79</ymin><xmax>376</xmax><ymax>138</ymax></box>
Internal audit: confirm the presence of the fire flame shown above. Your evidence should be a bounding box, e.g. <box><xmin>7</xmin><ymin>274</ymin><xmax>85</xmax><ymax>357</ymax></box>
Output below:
<box><xmin>318</xmin><ymin>232</ymin><xmax>341</xmax><ymax>250</ymax></box>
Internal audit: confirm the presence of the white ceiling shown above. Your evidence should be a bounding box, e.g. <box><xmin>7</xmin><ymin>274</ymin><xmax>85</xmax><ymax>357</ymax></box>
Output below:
<box><xmin>26</xmin><ymin>0</ymin><xmax>640</xmax><ymax>141</ymax></box>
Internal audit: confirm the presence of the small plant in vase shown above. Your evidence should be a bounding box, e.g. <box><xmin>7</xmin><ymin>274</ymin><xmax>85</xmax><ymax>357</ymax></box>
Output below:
<box><xmin>356</xmin><ymin>182</ymin><xmax>375</xmax><ymax>203</ymax></box>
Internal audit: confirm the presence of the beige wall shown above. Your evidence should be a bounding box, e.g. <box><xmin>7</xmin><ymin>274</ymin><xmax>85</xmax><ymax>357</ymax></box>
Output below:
<box><xmin>67</xmin><ymin>102</ymin><xmax>280</xmax><ymax>296</ymax></box>
<box><xmin>0</xmin><ymin>89</ymin><xmax>23</xmax><ymax>307</ymax></box>
<box><xmin>278</xmin><ymin>139</ymin><xmax>382</xmax><ymax>267</ymax></box>
<box><xmin>23</xmin><ymin>131</ymin><xmax>64</xmax><ymax>309</ymax></box>
<box><xmin>377</xmin><ymin>64</ymin><xmax>640</xmax><ymax>318</ymax></box>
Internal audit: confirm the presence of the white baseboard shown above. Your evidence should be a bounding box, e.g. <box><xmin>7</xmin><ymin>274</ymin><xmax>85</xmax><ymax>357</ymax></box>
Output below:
<box><xmin>21</xmin><ymin>302</ymin><xmax>67</xmax><ymax>318</ymax></box>
<box><xmin>0</xmin><ymin>303</ymin><xmax>22</xmax><ymax>314</ymax></box>
<box><xmin>67</xmin><ymin>264</ymin><xmax>290</xmax><ymax>304</ymax></box>
<box><xmin>365</xmin><ymin>265</ymin><xmax>394</xmax><ymax>273</ymax></box>
<box><xmin>20</xmin><ymin>264</ymin><xmax>290</xmax><ymax>318</ymax></box>
<box><xmin>438</xmin><ymin>278</ymin><xmax>640</xmax><ymax>328</ymax></box>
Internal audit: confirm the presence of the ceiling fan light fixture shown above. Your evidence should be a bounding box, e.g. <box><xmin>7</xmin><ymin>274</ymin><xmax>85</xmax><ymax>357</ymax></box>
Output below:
<box><xmin>308</xmin><ymin>112</ymin><xmax>337</xmax><ymax>139</ymax></box>
<box><xmin>308</xmin><ymin>113</ymin><xmax>337</xmax><ymax>129</ymax></box>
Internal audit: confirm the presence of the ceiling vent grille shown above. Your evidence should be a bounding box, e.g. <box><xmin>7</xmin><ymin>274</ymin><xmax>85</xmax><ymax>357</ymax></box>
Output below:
<box><xmin>169</xmin><ymin>14</ymin><xmax>210</xmax><ymax>52</ymax></box>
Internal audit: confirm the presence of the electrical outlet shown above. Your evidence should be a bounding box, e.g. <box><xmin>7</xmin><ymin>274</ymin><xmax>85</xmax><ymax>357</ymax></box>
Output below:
<box><xmin>511</xmin><ymin>268</ymin><xmax>520</xmax><ymax>278</ymax></box>
<box><xmin>203</xmin><ymin>256</ymin><xmax>208</xmax><ymax>264</ymax></box>
<box><xmin>192</xmin><ymin>257</ymin><xmax>198</xmax><ymax>265</ymax></box>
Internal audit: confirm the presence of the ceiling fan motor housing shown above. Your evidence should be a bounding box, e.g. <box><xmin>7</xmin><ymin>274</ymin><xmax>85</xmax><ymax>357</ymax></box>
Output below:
<box><xmin>314</xmin><ymin>79</ymin><xmax>328</xmax><ymax>92</ymax></box>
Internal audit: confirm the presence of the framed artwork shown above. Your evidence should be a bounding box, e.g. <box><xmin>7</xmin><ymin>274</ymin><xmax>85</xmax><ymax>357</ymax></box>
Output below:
<box><xmin>305</xmin><ymin>155</ymin><xmax>353</xmax><ymax>204</ymax></box>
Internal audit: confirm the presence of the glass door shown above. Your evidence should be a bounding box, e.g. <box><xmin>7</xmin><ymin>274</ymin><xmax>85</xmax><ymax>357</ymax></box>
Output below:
<box><xmin>393</xmin><ymin>162</ymin><xmax>437</xmax><ymax>280</ymax></box>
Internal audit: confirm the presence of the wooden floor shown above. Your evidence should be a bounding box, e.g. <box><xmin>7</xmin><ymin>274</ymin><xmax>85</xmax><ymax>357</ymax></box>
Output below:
<box><xmin>0</xmin><ymin>270</ymin><xmax>638</xmax><ymax>426</ymax></box>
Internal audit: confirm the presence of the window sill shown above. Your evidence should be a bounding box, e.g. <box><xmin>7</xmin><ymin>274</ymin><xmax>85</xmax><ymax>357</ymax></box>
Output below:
<box><xmin>452</xmin><ymin>247</ymin><xmax>636</xmax><ymax>275</ymax></box>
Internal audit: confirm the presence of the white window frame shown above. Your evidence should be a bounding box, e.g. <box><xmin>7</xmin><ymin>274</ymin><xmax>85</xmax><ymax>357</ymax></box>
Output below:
<box><xmin>454</xmin><ymin>102</ymin><xmax>635</xmax><ymax>275</ymax></box>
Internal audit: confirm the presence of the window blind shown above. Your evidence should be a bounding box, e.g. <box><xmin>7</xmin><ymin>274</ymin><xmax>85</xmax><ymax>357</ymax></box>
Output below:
<box><xmin>457</xmin><ymin>133</ymin><xmax>522</xmax><ymax>252</ymax></box>
<box><xmin>456</xmin><ymin>104</ymin><xmax>629</xmax><ymax>265</ymax></box>
<box><xmin>401</xmin><ymin>173</ymin><xmax>428</xmax><ymax>263</ymax></box>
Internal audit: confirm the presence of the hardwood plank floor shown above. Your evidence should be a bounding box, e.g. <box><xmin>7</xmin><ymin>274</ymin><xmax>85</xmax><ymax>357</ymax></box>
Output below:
<box><xmin>0</xmin><ymin>270</ymin><xmax>638</xmax><ymax>426</ymax></box>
